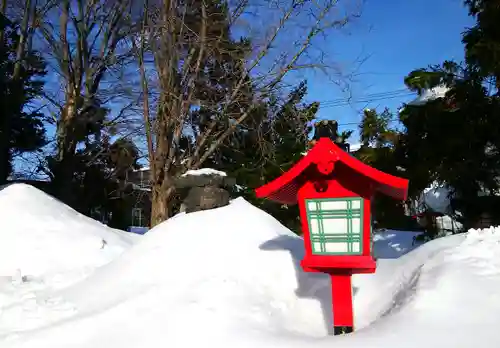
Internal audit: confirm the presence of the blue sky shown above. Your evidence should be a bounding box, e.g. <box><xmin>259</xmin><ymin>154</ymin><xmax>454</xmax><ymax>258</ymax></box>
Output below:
<box><xmin>24</xmin><ymin>0</ymin><xmax>473</xmax><ymax>175</ymax></box>
<box><xmin>304</xmin><ymin>0</ymin><xmax>474</xmax><ymax>141</ymax></box>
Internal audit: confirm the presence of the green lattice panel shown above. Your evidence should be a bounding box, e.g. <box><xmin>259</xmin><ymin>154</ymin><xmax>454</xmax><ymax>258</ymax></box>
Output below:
<box><xmin>305</xmin><ymin>197</ymin><xmax>364</xmax><ymax>255</ymax></box>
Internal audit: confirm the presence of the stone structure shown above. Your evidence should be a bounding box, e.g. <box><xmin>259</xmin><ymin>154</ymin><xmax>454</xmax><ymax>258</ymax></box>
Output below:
<box><xmin>173</xmin><ymin>172</ymin><xmax>236</xmax><ymax>213</ymax></box>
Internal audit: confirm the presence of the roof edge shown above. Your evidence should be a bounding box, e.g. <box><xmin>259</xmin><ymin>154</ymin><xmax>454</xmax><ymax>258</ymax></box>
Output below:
<box><xmin>254</xmin><ymin>138</ymin><xmax>409</xmax><ymax>202</ymax></box>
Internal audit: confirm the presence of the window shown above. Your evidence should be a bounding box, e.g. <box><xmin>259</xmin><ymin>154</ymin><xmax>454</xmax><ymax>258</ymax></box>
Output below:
<box><xmin>305</xmin><ymin>197</ymin><xmax>363</xmax><ymax>255</ymax></box>
<box><xmin>132</xmin><ymin>207</ymin><xmax>145</xmax><ymax>227</ymax></box>
<box><xmin>139</xmin><ymin>170</ymin><xmax>151</xmax><ymax>189</ymax></box>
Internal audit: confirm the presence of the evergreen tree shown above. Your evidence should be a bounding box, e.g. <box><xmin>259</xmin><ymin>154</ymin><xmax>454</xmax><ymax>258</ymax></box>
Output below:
<box><xmin>396</xmin><ymin>0</ymin><xmax>500</xmax><ymax>228</ymax></box>
<box><xmin>355</xmin><ymin>108</ymin><xmax>415</xmax><ymax>230</ymax></box>
<box><xmin>58</xmin><ymin>134</ymin><xmax>141</xmax><ymax>229</ymax></box>
<box><xmin>211</xmin><ymin>81</ymin><xmax>319</xmax><ymax>233</ymax></box>
<box><xmin>462</xmin><ymin>0</ymin><xmax>500</xmax><ymax>90</ymax></box>
<box><xmin>399</xmin><ymin>63</ymin><xmax>500</xmax><ymax>228</ymax></box>
<box><xmin>0</xmin><ymin>13</ymin><xmax>46</xmax><ymax>184</ymax></box>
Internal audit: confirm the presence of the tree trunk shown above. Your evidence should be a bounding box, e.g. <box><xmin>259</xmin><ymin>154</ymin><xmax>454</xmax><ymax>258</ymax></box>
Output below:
<box><xmin>52</xmin><ymin>93</ymin><xmax>78</xmax><ymax>204</ymax></box>
<box><xmin>149</xmin><ymin>93</ymin><xmax>175</xmax><ymax>227</ymax></box>
<box><xmin>150</xmin><ymin>183</ymin><xmax>175</xmax><ymax>227</ymax></box>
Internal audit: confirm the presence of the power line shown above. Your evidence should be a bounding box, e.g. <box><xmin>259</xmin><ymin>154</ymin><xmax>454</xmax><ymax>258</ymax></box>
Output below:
<box><xmin>316</xmin><ymin>88</ymin><xmax>409</xmax><ymax>105</ymax></box>
<box><xmin>336</xmin><ymin>117</ymin><xmax>401</xmax><ymax>127</ymax></box>
<box><xmin>311</xmin><ymin>88</ymin><xmax>415</xmax><ymax>109</ymax></box>
<box><xmin>320</xmin><ymin>93</ymin><xmax>414</xmax><ymax>109</ymax></box>
<box><xmin>305</xmin><ymin>88</ymin><xmax>416</xmax><ymax>128</ymax></box>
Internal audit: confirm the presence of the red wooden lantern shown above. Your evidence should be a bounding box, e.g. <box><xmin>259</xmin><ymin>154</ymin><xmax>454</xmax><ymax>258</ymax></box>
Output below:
<box><xmin>255</xmin><ymin>137</ymin><xmax>409</xmax><ymax>335</ymax></box>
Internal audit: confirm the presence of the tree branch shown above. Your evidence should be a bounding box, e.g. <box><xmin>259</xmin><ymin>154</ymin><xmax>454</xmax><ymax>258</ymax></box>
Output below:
<box><xmin>194</xmin><ymin>0</ymin><xmax>347</xmax><ymax>168</ymax></box>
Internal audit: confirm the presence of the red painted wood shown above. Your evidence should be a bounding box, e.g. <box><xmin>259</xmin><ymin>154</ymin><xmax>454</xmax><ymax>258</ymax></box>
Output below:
<box><xmin>255</xmin><ymin>137</ymin><xmax>409</xmax><ymax>204</ymax></box>
<box><xmin>363</xmin><ymin>196</ymin><xmax>372</xmax><ymax>258</ymax></box>
<box><xmin>300</xmin><ymin>256</ymin><xmax>376</xmax><ymax>273</ymax></box>
<box><xmin>255</xmin><ymin>137</ymin><xmax>409</xmax><ymax>274</ymax></box>
<box><xmin>330</xmin><ymin>274</ymin><xmax>354</xmax><ymax>328</ymax></box>
<box><xmin>296</xmin><ymin>168</ymin><xmax>376</xmax><ymax>274</ymax></box>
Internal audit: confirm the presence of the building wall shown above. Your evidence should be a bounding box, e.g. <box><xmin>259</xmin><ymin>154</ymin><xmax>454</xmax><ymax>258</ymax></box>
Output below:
<box><xmin>125</xmin><ymin>169</ymin><xmax>152</xmax><ymax>228</ymax></box>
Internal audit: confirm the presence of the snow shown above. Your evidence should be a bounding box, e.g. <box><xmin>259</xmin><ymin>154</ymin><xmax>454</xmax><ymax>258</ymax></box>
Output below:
<box><xmin>407</xmin><ymin>85</ymin><xmax>450</xmax><ymax>106</ymax></box>
<box><xmin>0</xmin><ymin>183</ymin><xmax>139</xmax><ymax>285</ymax></box>
<box><xmin>349</xmin><ymin>143</ymin><xmax>362</xmax><ymax>152</ymax></box>
<box><xmin>234</xmin><ymin>184</ymin><xmax>245</xmax><ymax>192</ymax></box>
<box><xmin>1</xmin><ymin>192</ymin><xmax>499</xmax><ymax>347</ymax></box>
<box><xmin>372</xmin><ymin>229</ymin><xmax>423</xmax><ymax>259</ymax></box>
<box><xmin>416</xmin><ymin>182</ymin><xmax>463</xmax><ymax>232</ymax></box>
<box><xmin>182</xmin><ymin>168</ymin><xmax>227</xmax><ymax>177</ymax></box>
<box><xmin>420</xmin><ymin>182</ymin><xmax>453</xmax><ymax>215</ymax></box>
<box><xmin>399</xmin><ymin>85</ymin><xmax>450</xmax><ymax>113</ymax></box>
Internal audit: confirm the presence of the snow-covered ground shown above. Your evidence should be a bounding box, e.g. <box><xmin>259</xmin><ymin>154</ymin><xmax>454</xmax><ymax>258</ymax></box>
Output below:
<box><xmin>0</xmin><ymin>184</ymin><xmax>499</xmax><ymax>347</ymax></box>
<box><xmin>0</xmin><ymin>183</ymin><xmax>139</xmax><ymax>286</ymax></box>
<box><xmin>372</xmin><ymin>229</ymin><xmax>423</xmax><ymax>259</ymax></box>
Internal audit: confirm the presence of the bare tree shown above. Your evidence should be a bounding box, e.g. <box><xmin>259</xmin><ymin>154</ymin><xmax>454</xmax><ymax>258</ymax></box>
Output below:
<box><xmin>132</xmin><ymin>0</ymin><xmax>361</xmax><ymax>226</ymax></box>
<box><xmin>33</xmin><ymin>0</ymin><xmax>134</xmax><ymax>202</ymax></box>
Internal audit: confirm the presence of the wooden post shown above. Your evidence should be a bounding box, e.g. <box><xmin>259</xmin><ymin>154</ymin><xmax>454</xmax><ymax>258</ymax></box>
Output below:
<box><xmin>330</xmin><ymin>273</ymin><xmax>354</xmax><ymax>335</ymax></box>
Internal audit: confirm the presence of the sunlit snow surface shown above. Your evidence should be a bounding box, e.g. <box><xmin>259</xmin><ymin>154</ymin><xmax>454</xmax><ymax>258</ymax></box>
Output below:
<box><xmin>0</xmin><ymin>183</ymin><xmax>138</xmax><ymax>281</ymax></box>
<box><xmin>0</xmin><ymin>184</ymin><xmax>498</xmax><ymax>348</ymax></box>
<box><xmin>181</xmin><ymin>168</ymin><xmax>227</xmax><ymax>177</ymax></box>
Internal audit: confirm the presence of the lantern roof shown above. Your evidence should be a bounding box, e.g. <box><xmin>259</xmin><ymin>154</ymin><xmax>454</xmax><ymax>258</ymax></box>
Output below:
<box><xmin>255</xmin><ymin>137</ymin><xmax>409</xmax><ymax>205</ymax></box>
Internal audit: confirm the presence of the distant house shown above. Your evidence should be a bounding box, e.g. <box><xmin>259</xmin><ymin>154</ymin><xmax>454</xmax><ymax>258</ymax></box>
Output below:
<box><xmin>124</xmin><ymin>167</ymin><xmax>152</xmax><ymax>233</ymax></box>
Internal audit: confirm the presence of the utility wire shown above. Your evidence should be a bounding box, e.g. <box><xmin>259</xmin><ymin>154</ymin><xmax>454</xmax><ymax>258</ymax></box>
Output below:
<box><xmin>309</xmin><ymin>88</ymin><xmax>415</xmax><ymax>127</ymax></box>
<box><xmin>315</xmin><ymin>89</ymin><xmax>415</xmax><ymax>109</ymax></box>
<box><xmin>320</xmin><ymin>93</ymin><xmax>414</xmax><ymax>108</ymax></box>
<box><xmin>316</xmin><ymin>88</ymin><xmax>410</xmax><ymax>105</ymax></box>
<box><xmin>336</xmin><ymin>118</ymin><xmax>401</xmax><ymax>127</ymax></box>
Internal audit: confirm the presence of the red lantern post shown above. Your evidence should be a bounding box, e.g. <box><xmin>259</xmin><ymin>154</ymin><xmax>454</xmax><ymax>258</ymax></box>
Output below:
<box><xmin>255</xmin><ymin>137</ymin><xmax>409</xmax><ymax>335</ymax></box>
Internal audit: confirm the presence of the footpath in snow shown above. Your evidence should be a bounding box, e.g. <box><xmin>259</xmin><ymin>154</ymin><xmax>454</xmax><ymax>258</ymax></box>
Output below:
<box><xmin>0</xmin><ymin>184</ymin><xmax>499</xmax><ymax>347</ymax></box>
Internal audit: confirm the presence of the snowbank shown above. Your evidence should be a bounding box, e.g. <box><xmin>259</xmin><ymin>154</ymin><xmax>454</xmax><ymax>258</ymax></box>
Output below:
<box><xmin>1</xmin><ymin>195</ymin><xmax>500</xmax><ymax>348</ymax></box>
<box><xmin>0</xmin><ymin>184</ymin><xmax>139</xmax><ymax>282</ymax></box>
<box><xmin>0</xmin><ymin>198</ymin><xmax>332</xmax><ymax>345</ymax></box>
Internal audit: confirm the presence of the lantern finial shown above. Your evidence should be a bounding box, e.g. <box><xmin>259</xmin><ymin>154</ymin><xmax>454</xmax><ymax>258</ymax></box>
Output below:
<box><xmin>312</xmin><ymin>119</ymin><xmax>338</xmax><ymax>141</ymax></box>
<box><xmin>311</xmin><ymin>120</ymin><xmax>350</xmax><ymax>152</ymax></box>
